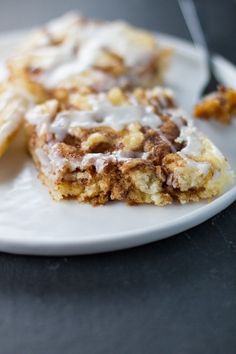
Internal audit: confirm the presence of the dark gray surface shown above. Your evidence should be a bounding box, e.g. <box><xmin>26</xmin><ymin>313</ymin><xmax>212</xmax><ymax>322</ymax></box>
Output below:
<box><xmin>0</xmin><ymin>0</ymin><xmax>236</xmax><ymax>353</ymax></box>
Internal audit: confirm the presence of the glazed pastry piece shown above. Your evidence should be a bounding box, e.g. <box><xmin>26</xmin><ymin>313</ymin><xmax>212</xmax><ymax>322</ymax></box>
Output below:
<box><xmin>25</xmin><ymin>86</ymin><xmax>233</xmax><ymax>206</ymax></box>
<box><xmin>194</xmin><ymin>86</ymin><xmax>236</xmax><ymax>124</ymax></box>
<box><xmin>0</xmin><ymin>83</ymin><xmax>30</xmax><ymax>157</ymax></box>
<box><xmin>8</xmin><ymin>12</ymin><xmax>171</xmax><ymax>101</ymax></box>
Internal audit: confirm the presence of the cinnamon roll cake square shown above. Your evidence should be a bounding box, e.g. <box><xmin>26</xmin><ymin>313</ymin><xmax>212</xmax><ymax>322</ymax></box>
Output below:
<box><xmin>8</xmin><ymin>12</ymin><xmax>171</xmax><ymax>102</ymax></box>
<box><xmin>25</xmin><ymin>86</ymin><xmax>233</xmax><ymax>206</ymax></box>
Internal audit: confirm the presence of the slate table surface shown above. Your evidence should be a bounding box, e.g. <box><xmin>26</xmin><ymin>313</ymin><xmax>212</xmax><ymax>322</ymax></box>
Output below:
<box><xmin>0</xmin><ymin>0</ymin><xmax>235</xmax><ymax>353</ymax></box>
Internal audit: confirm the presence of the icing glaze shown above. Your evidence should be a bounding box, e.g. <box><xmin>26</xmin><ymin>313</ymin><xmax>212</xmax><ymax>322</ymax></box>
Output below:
<box><xmin>27</xmin><ymin>94</ymin><xmax>166</xmax><ymax>138</ymax></box>
<box><xmin>50</xmin><ymin>100</ymin><xmax>162</xmax><ymax>140</ymax></box>
<box><xmin>26</xmin><ymin>100</ymin><xmax>58</xmax><ymax>136</ymax></box>
<box><xmin>178</xmin><ymin>126</ymin><xmax>202</xmax><ymax>156</ymax></box>
<box><xmin>177</xmin><ymin>126</ymin><xmax>211</xmax><ymax>175</ymax></box>
<box><xmin>29</xmin><ymin>20</ymin><xmax>157</xmax><ymax>88</ymax></box>
<box><xmin>37</xmin><ymin>144</ymin><xmax>150</xmax><ymax>177</ymax></box>
<box><xmin>0</xmin><ymin>88</ymin><xmax>29</xmax><ymax>144</ymax></box>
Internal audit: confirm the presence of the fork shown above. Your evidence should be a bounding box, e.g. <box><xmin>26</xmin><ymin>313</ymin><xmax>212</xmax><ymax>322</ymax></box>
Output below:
<box><xmin>178</xmin><ymin>0</ymin><xmax>219</xmax><ymax>96</ymax></box>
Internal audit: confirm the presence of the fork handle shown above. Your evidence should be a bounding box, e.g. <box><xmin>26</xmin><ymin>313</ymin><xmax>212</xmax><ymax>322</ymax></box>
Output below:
<box><xmin>178</xmin><ymin>0</ymin><xmax>210</xmax><ymax>56</ymax></box>
<box><xmin>178</xmin><ymin>0</ymin><xmax>219</xmax><ymax>95</ymax></box>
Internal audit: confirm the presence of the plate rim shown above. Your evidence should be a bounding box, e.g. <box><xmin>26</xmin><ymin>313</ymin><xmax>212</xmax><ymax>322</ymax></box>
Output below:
<box><xmin>0</xmin><ymin>184</ymin><xmax>235</xmax><ymax>255</ymax></box>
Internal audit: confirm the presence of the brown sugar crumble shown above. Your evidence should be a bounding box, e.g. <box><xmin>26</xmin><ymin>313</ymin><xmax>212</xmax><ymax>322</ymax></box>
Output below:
<box><xmin>194</xmin><ymin>86</ymin><xmax>236</xmax><ymax>124</ymax></box>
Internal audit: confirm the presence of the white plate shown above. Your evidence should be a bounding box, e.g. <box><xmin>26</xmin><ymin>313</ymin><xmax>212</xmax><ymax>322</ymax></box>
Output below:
<box><xmin>0</xmin><ymin>30</ymin><xmax>235</xmax><ymax>255</ymax></box>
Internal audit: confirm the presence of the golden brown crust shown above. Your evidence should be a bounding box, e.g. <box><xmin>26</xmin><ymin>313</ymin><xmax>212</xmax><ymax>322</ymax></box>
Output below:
<box><xmin>0</xmin><ymin>128</ymin><xmax>19</xmax><ymax>157</ymax></box>
<box><xmin>194</xmin><ymin>86</ymin><xmax>236</xmax><ymax>124</ymax></box>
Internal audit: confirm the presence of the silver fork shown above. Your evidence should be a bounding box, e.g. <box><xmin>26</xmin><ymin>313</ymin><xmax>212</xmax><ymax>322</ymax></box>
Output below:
<box><xmin>178</xmin><ymin>0</ymin><xmax>219</xmax><ymax>96</ymax></box>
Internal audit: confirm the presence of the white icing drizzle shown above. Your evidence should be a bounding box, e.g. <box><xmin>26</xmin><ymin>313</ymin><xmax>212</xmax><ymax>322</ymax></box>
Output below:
<box><xmin>45</xmin><ymin>12</ymin><xmax>99</xmax><ymax>45</ymax></box>
<box><xmin>79</xmin><ymin>150</ymin><xmax>149</xmax><ymax>173</ymax></box>
<box><xmin>76</xmin><ymin>21</ymin><xmax>154</xmax><ymax>67</ymax></box>
<box><xmin>35</xmin><ymin>147</ymin><xmax>51</xmax><ymax>176</ymax></box>
<box><xmin>27</xmin><ymin>95</ymin><xmax>166</xmax><ymax>138</ymax></box>
<box><xmin>176</xmin><ymin>126</ymin><xmax>210</xmax><ymax>175</ymax></box>
<box><xmin>50</xmin><ymin>100</ymin><xmax>162</xmax><ymax>140</ymax></box>
<box><xmin>36</xmin><ymin>144</ymin><xmax>67</xmax><ymax>180</ymax></box>
<box><xmin>27</xmin><ymin>92</ymin><xmax>191</xmax><ymax>160</ymax></box>
<box><xmin>178</xmin><ymin>126</ymin><xmax>202</xmax><ymax>156</ymax></box>
<box><xmin>0</xmin><ymin>88</ymin><xmax>29</xmax><ymax>144</ymax></box>
<box><xmin>36</xmin><ymin>144</ymin><xmax>150</xmax><ymax>177</ymax></box>
<box><xmin>19</xmin><ymin>13</ymin><xmax>99</xmax><ymax>78</ymax></box>
<box><xmin>29</xmin><ymin>20</ymin><xmax>156</xmax><ymax>88</ymax></box>
<box><xmin>26</xmin><ymin>100</ymin><xmax>58</xmax><ymax>136</ymax></box>
<box><xmin>46</xmin><ymin>12</ymin><xmax>83</xmax><ymax>37</ymax></box>
<box><xmin>27</xmin><ymin>40</ymin><xmax>77</xmax><ymax>71</ymax></box>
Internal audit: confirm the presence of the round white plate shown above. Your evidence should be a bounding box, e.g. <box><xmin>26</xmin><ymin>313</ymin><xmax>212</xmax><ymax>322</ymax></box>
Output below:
<box><xmin>0</xmin><ymin>30</ymin><xmax>235</xmax><ymax>255</ymax></box>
